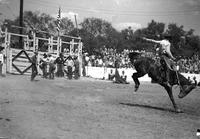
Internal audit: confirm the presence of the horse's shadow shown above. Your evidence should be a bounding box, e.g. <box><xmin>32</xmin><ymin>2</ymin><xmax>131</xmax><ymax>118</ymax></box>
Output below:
<box><xmin>119</xmin><ymin>102</ymin><xmax>175</xmax><ymax>112</ymax></box>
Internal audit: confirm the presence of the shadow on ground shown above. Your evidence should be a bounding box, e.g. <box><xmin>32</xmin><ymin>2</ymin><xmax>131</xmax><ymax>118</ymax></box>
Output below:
<box><xmin>119</xmin><ymin>102</ymin><xmax>175</xmax><ymax>112</ymax></box>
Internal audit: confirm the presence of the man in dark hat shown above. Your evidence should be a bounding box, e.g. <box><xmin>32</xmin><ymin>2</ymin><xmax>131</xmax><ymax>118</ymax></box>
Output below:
<box><xmin>30</xmin><ymin>51</ymin><xmax>38</xmax><ymax>81</ymax></box>
<box><xmin>39</xmin><ymin>53</ymin><xmax>48</xmax><ymax>78</ymax></box>
<box><xmin>55</xmin><ymin>53</ymin><xmax>64</xmax><ymax>77</ymax></box>
<box><xmin>73</xmin><ymin>55</ymin><xmax>80</xmax><ymax>79</ymax></box>
<box><xmin>47</xmin><ymin>54</ymin><xmax>56</xmax><ymax>79</ymax></box>
<box><xmin>65</xmin><ymin>55</ymin><xmax>74</xmax><ymax>79</ymax></box>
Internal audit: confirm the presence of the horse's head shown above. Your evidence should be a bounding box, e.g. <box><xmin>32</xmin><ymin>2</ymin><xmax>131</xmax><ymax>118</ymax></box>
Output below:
<box><xmin>173</xmin><ymin>73</ymin><xmax>197</xmax><ymax>98</ymax></box>
<box><xmin>178</xmin><ymin>83</ymin><xmax>196</xmax><ymax>98</ymax></box>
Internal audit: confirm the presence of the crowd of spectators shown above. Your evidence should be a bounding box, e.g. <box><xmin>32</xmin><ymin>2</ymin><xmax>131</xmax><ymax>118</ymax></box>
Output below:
<box><xmin>83</xmin><ymin>47</ymin><xmax>200</xmax><ymax>74</ymax></box>
<box><xmin>38</xmin><ymin>52</ymin><xmax>80</xmax><ymax>80</ymax></box>
<box><xmin>84</xmin><ymin>48</ymin><xmax>133</xmax><ymax>68</ymax></box>
<box><xmin>177</xmin><ymin>54</ymin><xmax>200</xmax><ymax>74</ymax></box>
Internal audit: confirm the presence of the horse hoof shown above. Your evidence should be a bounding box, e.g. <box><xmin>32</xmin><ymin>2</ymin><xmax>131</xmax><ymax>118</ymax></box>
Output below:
<box><xmin>175</xmin><ymin>109</ymin><xmax>183</xmax><ymax>113</ymax></box>
<box><xmin>134</xmin><ymin>87</ymin><xmax>139</xmax><ymax>92</ymax></box>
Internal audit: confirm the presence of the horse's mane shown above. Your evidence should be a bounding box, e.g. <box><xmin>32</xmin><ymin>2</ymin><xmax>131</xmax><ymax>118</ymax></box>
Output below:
<box><xmin>129</xmin><ymin>52</ymin><xmax>156</xmax><ymax>64</ymax></box>
<box><xmin>177</xmin><ymin>72</ymin><xmax>191</xmax><ymax>85</ymax></box>
<box><xmin>129</xmin><ymin>52</ymin><xmax>142</xmax><ymax>60</ymax></box>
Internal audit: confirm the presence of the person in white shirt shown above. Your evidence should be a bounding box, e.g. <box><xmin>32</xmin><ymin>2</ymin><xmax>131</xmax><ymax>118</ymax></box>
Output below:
<box><xmin>108</xmin><ymin>69</ymin><xmax>115</xmax><ymax>81</ymax></box>
<box><xmin>65</xmin><ymin>56</ymin><xmax>74</xmax><ymax>79</ymax></box>
<box><xmin>121</xmin><ymin>70</ymin><xmax>127</xmax><ymax>81</ymax></box>
<box><xmin>39</xmin><ymin>53</ymin><xmax>48</xmax><ymax>78</ymax></box>
<box><xmin>0</xmin><ymin>50</ymin><xmax>4</xmax><ymax>76</ymax></box>
<box><xmin>143</xmin><ymin>36</ymin><xmax>175</xmax><ymax>60</ymax></box>
<box><xmin>47</xmin><ymin>54</ymin><xmax>56</xmax><ymax>79</ymax></box>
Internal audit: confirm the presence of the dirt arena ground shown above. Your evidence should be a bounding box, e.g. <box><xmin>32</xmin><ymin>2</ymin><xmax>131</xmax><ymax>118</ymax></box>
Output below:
<box><xmin>0</xmin><ymin>75</ymin><xmax>199</xmax><ymax>139</ymax></box>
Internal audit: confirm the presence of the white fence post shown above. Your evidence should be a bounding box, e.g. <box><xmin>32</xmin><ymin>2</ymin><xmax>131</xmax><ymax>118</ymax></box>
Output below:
<box><xmin>78</xmin><ymin>41</ymin><xmax>83</xmax><ymax>76</ymax></box>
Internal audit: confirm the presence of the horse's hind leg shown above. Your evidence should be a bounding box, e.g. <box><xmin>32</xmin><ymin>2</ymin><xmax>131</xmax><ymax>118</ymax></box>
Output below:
<box><xmin>132</xmin><ymin>72</ymin><xmax>145</xmax><ymax>92</ymax></box>
<box><xmin>164</xmin><ymin>85</ymin><xmax>182</xmax><ymax>113</ymax></box>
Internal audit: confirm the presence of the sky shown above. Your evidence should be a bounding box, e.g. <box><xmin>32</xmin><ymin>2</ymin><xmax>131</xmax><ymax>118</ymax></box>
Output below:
<box><xmin>0</xmin><ymin>0</ymin><xmax>200</xmax><ymax>35</ymax></box>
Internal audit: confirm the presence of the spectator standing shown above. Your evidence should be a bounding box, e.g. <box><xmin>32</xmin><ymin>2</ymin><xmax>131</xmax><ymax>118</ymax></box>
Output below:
<box><xmin>0</xmin><ymin>49</ymin><xmax>4</xmax><ymax>76</ymax></box>
<box><xmin>0</xmin><ymin>26</ymin><xmax>5</xmax><ymax>77</ymax></box>
<box><xmin>47</xmin><ymin>54</ymin><xmax>56</xmax><ymax>79</ymax></box>
<box><xmin>39</xmin><ymin>53</ymin><xmax>48</xmax><ymax>78</ymax></box>
<box><xmin>55</xmin><ymin>53</ymin><xmax>65</xmax><ymax>77</ymax></box>
<box><xmin>30</xmin><ymin>52</ymin><xmax>38</xmax><ymax>81</ymax></box>
<box><xmin>74</xmin><ymin>56</ymin><xmax>80</xmax><ymax>79</ymax></box>
<box><xmin>82</xmin><ymin>53</ymin><xmax>86</xmax><ymax>76</ymax></box>
<box><xmin>65</xmin><ymin>56</ymin><xmax>74</xmax><ymax>79</ymax></box>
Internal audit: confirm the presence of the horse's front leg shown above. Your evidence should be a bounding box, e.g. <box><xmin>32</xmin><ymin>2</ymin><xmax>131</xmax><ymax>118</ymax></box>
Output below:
<box><xmin>132</xmin><ymin>73</ymin><xmax>140</xmax><ymax>92</ymax></box>
<box><xmin>132</xmin><ymin>72</ymin><xmax>145</xmax><ymax>92</ymax></box>
<box><xmin>163</xmin><ymin>85</ymin><xmax>182</xmax><ymax>113</ymax></box>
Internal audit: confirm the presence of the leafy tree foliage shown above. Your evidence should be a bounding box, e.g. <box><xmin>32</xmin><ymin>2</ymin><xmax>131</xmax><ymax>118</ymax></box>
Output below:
<box><xmin>1</xmin><ymin>11</ymin><xmax>200</xmax><ymax>57</ymax></box>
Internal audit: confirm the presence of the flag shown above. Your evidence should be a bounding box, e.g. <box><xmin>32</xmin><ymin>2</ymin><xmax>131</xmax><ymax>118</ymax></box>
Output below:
<box><xmin>56</xmin><ymin>7</ymin><xmax>61</xmax><ymax>33</ymax></box>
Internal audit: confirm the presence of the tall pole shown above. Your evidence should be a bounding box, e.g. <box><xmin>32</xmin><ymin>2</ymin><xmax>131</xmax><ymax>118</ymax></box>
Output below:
<box><xmin>19</xmin><ymin>0</ymin><xmax>24</xmax><ymax>48</ymax></box>
<box><xmin>74</xmin><ymin>14</ymin><xmax>79</xmax><ymax>37</ymax></box>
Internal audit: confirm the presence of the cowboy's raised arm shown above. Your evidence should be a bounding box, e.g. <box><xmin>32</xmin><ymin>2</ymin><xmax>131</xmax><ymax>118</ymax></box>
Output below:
<box><xmin>143</xmin><ymin>37</ymin><xmax>161</xmax><ymax>44</ymax></box>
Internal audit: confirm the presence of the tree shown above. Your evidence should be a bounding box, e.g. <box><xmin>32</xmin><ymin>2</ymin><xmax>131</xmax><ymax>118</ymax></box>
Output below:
<box><xmin>60</xmin><ymin>17</ymin><xmax>75</xmax><ymax>35</ymax></box>
<box><xmin>166</xmin><ymin>23</ymin><xmax>185</xmax><ymax>48</ymax></box>
<box><xmin>146</xmin><ymin>20</ymin><xmax>165</xmax><ymax>39</ymax></box>
<box><xmin>130</xmin><ymin>20</ymin><xmax>165</xmax><ymax>51</ymax></box>
<box><xmin>80</xmin><ymin>17</ymin><xmax>120</xmax><ymax>52</ymax></box>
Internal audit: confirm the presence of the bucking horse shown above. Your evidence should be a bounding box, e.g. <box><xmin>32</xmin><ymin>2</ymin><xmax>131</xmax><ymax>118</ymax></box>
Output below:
<box><xmin>129</xmin><ymin>52</ymin><xmax>197</xmax><ymax>113</ymax></box>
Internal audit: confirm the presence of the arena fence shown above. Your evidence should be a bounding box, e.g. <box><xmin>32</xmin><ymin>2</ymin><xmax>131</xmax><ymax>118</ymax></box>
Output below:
<box><xmin>1</xmin><ymin>27</ymin><xmax>82</xmax><ymax>75</ymax></box>
<box><xmin>85</xmin><ymin>66</ymin><xmax>200</xmax><ymax>83</ymax></box>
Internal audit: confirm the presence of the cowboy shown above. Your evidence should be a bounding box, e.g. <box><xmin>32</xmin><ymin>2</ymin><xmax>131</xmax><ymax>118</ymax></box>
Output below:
<box><xmin>65</xmin><ymin>55</ymin><xmax>74</xmax><ymax>79</ymax></box>
<box><xmin>55</xmin><ymin>53</ymin><xmax>65</xmax><ymax>77</ymax></box>
<box><xmin>30</xmin><ymin>52</ymin><xmax>38</xmax><ymax>81</ymax></box>
<box><xmin>47</xmin><ymin>54</ymin><xmax>56</xmax><ymax>79</ymax></box>
<box><xmin>39</xmin><ymin>53</ymin><xmax>48</xmax><ymax>78</ymax></box>
<box><xmin>143</xmin><ymin>35</ymin><xmax>175</xmax><ymax>60</ymax></box>
<box><xmin>143</xmin><ymin>35</ymin><xmax>176</xmax><ymax>85</ymax></box>
<box><xmin>73</xmin><ymin>56</ymin><xmax>80</xmax><ymax>79</ymax></box>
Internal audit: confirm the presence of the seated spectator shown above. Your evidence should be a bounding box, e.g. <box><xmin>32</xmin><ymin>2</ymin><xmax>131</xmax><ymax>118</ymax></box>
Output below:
<box><xmin>98</xmin><ymin>57</ymin><xmax>103</xmax><ymax>67</ymax></box>
<box><xmin>197</xmin><ymin>80</ymin><xmax>200</xmax><ymax>86</ymax></box>
<box><xmin>121</xmin><ymin>70</ymin><xmax>127</xmax><ymax>81</ymax></box>
<box><xmin>187</xmin><ymin>76</ymin><xmax>192</xmax><ymax>84</ymax></box>
<box><xmin>88</xmin><ymin>60</ymin><xmax>92</xmax><ymax>67</ymax></box>
<box><xmin>193</xmin><ymin>76</ymin><xmax>197</xmax><ymax>86</ymax></box>
<box><xmin>113</xmin><ymin>68</ymin><xmax>129</xmax><ymax>84</ymax></box>
<box><xmin>108</xmin><ymin>69</ymin><xmax>115</xmax><ymax>81</ymax></box>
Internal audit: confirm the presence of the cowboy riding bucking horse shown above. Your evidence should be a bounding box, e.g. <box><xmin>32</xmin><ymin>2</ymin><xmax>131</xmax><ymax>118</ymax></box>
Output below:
<box><xmin>143</xmin><ymin>35</ymin><xmax>177</xmax><ymax>87</ymax></box>
<box><xmin>128</xmin><ymin>34</ymin><xmax>197</xmax><ymax>112</ymax></box>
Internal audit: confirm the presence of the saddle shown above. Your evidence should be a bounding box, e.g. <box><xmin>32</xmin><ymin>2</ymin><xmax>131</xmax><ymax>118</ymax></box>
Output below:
<box><xmin>160</xmin><ymin>55</ymin><xmax>175</xmax><ymax>71</ymax></box>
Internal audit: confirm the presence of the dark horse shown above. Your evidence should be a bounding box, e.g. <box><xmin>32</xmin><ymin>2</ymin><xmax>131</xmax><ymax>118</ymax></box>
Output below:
<box><xmin>129</xmin><ymin>52</ymin><xmax>196</xmax><ymax>112</ymax></box>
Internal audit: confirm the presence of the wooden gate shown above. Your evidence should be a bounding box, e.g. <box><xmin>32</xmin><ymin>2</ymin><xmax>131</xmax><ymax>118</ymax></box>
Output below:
<box><xmin>11</xmin><ymin>49</ymin><xmax>33</xmax><ymax>75</ymax></box>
